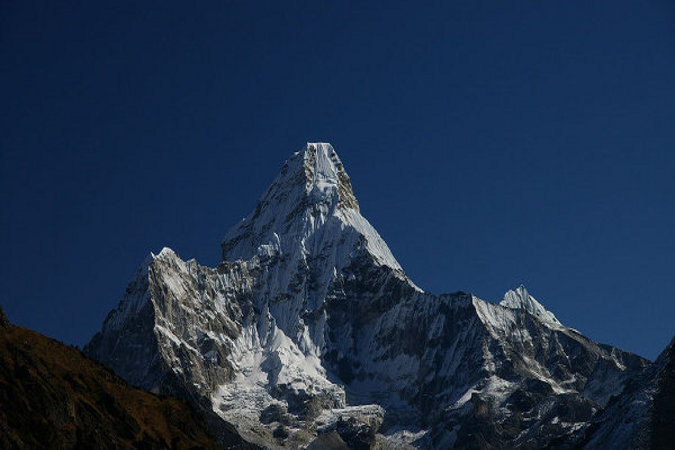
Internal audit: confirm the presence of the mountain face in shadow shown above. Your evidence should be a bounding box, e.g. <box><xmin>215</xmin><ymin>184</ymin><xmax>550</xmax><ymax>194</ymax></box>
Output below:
<box><xmin>651</xmin><ymin>338</ymin><xmax>675</xmax><ymax>448</ymax></box>
<box><xmin>578</xmin><ymin>336</ymin><xmax>675</xmax><ymax>449</ymax></box>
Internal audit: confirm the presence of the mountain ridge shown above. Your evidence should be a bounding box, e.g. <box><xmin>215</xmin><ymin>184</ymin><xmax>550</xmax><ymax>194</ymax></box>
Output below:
<box><xmin>86</xmin><ymin>143</ymin><xmax>662</xmax><ymax>449</ymax></box>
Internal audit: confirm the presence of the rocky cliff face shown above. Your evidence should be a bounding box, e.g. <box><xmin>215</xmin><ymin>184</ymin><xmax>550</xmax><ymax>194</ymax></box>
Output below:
<box><xmin>86</xmin><ymin>143</ymin><xmax>657</xmax><ymax>448</ymax></box>
<box><xmin>578</xmin><ymin>337</ymin><xmax>675</xmax><ymax>449</ymax></box>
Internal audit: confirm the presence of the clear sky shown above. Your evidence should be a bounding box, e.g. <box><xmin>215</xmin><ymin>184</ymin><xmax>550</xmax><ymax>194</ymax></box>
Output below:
<box><xmin>1</xmin><ymin>1</ymin><xmax>673</xmax><ymax>360</ymax></box>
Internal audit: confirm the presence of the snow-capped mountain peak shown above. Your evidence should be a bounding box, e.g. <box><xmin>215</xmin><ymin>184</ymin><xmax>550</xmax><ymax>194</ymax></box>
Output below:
<box><xmin>87</xmin><ymin>143</ymin><xmax>654</xmax><ymax>449</ymax></box>
<box><xmin>150</xmin><ymin>246</ymin><xmax>177</xmax><ymax>259</ymax></box>
<box><xmin>500</xmin><ymin>284</ymin><xmax>560</xmax><ymax>324</ymax></box>
<box><xmin>220</xmin><ymin>142</ymin><xmax>406</xmax><ymax>274</ymax></box>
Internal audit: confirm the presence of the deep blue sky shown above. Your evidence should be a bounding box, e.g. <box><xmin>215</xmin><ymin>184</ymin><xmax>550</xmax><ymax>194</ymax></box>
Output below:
<box><xmin>1</xmin><ymin>1</ymin><xmax>673</xmax><ymax>360</ymax></box>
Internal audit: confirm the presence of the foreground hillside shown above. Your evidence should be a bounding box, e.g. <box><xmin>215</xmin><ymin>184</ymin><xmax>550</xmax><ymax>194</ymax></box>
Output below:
<box><xmin>0</xmin><ymin>306</ymin><xmax>249</xmax><ymax>449</ymax></box>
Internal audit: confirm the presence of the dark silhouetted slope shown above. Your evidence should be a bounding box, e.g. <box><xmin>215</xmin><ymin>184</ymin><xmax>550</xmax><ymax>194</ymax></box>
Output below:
<box><xmin>651</xmin><ymin>337</ymin><xmax>675</xmax><ymax>449</ymax></box>
<box><xmin>0</xmin><ymin>305</ymin><xmax>250</xmax><ymax>449</ymax></box>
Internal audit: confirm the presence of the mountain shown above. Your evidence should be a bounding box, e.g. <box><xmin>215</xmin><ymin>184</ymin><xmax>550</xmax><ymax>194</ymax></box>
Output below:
<box><xmin>86</xmin><ymin>143</ymin><xmax>657</xmax><ymax>448</ymax></box>
<box><xmin>651</xmin><ymin>338</ymin><xmax>675</xmax><ymax>447</ymax></box>
<box><xmin>579</xmin><ymin>337</ymin><xmax>675</xmax><ymax>449</ymax></box>
<box><xmin>0</xmin><ymin>305</ymin><xmax>249</xmax><ymax>449</ymax></box>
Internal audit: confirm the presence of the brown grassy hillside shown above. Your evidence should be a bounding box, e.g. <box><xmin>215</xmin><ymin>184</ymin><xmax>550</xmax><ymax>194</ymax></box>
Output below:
<box><xmin>0</xmin><ymin>305</ymin><xmax>238</xmax><ymax>449</ymax></box>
